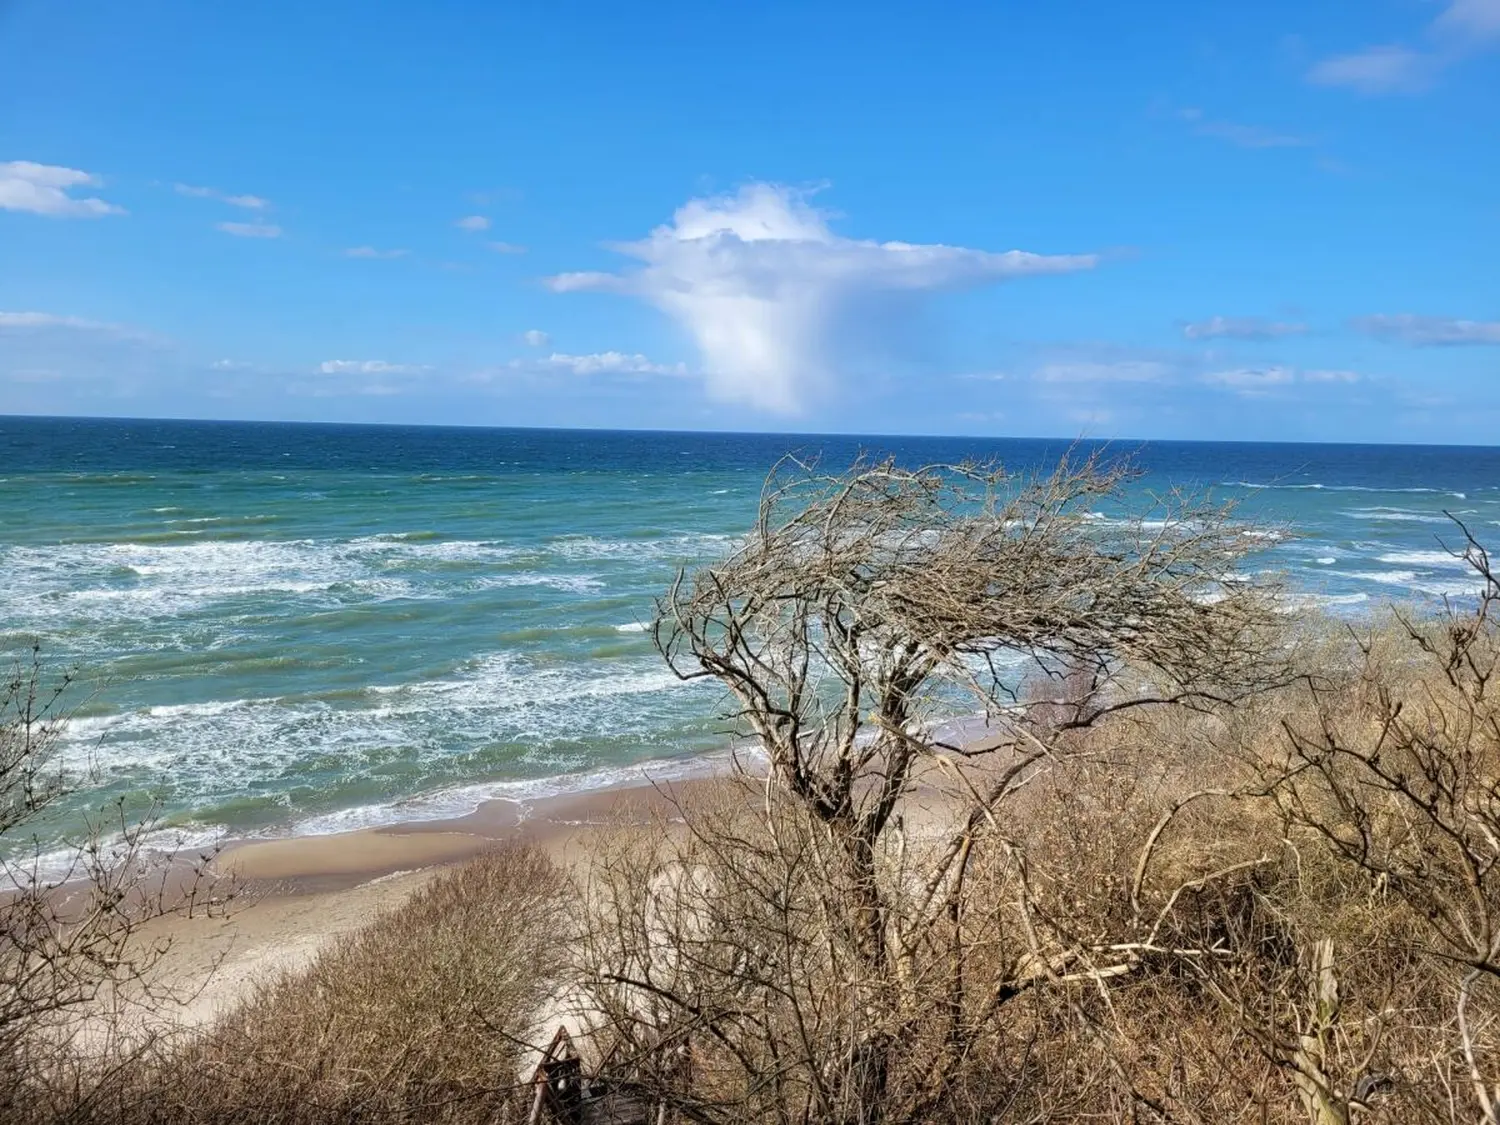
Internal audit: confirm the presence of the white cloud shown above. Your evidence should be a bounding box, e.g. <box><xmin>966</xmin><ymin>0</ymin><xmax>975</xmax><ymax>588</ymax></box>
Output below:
<box><xmin>0</xmin><ymin>310</ymin><xmax>154</xmax><ymax>344</ymax></box>
<box><xmin>456</xmin><ymin>215</ymin><xmax>491</xmax><ymax>232</ymax></box>
<box><xmin>175</xmin><ymin>183</ymin><xmax>269</xmax><ymax>209</ymax></box>
<box><xmin>1203</xmin><ymin>367</ymin><xmax>1297</xmax><ymax>390</ymax></box>
<box><xmin>487</xmin><ymin>241</ymin><xmax>526</xmax><ymax>254</ymax></box>
<box><xmin>217</xmin><ymin>220</ymin><xmax>283</xmax><ymax>239</ymax></box>
<box><xmin>533</xmin><ymin>351</ymin><xmax>687</xmax><ymax>377</ymax></box>
<box><xmin>1308</xmin><ymin>45</ymin><xmax>1432</xmax><ymax>93</ymax></box>
<box><xmin>522</xmin><ymin>329</ymin><xmax>551</xmax><ymax>347</ymax></box>
<box><xmin>318</xmin><ymin>359</ymin><xmax>432</xmax><ymax>375</ymax></box>
<box><xmin>0</xmin><ymin>311</ymin><xmax>111</xmax><ymax>330</ymax></box>
<box><xmin>1182</xmin><ymin>315</ymin><xmax>1309</xmax><ymax>340</ymax></box>
<box><xmin>344</xmin><ymin>246</ymin><xmax>409</xmax><ymax>259</ymax></box>
<box><xmin>1033</xmin><ymin>360</ymin><xmax>1170</xmax><ymax>383</ymax></box>
<box><xmin>1177</xmin><ymin>109</ymin><xmax>1309</xmax><ymax>149</ymax></box>
<box><xmin>1308</xmin><ymin>0</ymin><xmax>1500</xmax><ymax>93</ymax></box>
<box><xmin>547</xmin><ymin>183</ymin><xmax>1098</xmax><ymax>413</ymax></box>
<box><xmin>1355</xmin><ymin>314</ymin><xmax>1500</xmax><ymax>345</ymax></box>
<box><xmin>1201</xmin><ymin>366</ymin><xmax>1364</xmax><ymax>396</ymax></box>
<box><xmin>1435</xmin><ymin>0</ymin><xmax>1500</xmax><ymax>41</ymax></box>
<box><xmin>0</xmin><ymin>161</ymin><xmax>125</xmax><ymax>218</ymax></box>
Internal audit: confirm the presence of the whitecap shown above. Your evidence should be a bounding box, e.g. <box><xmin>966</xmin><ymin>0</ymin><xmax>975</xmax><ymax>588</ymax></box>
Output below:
<box><xmin>1348</xmin><ymin>570</ymin><xmax>1419</xmax><ymax>585</ymax></box>
<box><xmin>1376</xmin><ymin>550</ymin><xmax>1467</xmax><ymax>568</ymax></box>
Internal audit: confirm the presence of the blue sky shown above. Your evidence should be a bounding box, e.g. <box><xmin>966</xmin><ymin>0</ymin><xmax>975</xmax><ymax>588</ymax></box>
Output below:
<box><xmin>1</xmin><ymin>0</ymin><xmax>1496</xmax><ymax>442</ymax></box>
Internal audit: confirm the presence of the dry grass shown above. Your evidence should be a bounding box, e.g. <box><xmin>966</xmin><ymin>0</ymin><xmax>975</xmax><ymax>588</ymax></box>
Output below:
<box><xmin>47</xmin><ymin>842</ymin><xmax>571</xmax><ymax>1125</ymax></box>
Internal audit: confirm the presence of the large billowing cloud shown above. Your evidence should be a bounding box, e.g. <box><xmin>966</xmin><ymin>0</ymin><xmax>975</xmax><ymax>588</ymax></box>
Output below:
<box><xmin>547</xmin><ymin>183</ymin><xmax>1098</xmax><ymax>413</ymax></box>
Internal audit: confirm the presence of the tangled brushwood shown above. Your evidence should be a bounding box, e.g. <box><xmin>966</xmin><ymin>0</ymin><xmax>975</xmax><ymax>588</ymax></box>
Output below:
<box><xmin>7</xmin><ymin>455</ymin><xmax>1500</xmax><ymax>1123</ymax></box>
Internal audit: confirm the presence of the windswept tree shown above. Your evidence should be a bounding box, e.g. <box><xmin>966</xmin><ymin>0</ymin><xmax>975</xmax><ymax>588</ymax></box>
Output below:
<box><xmin>579</xmin><ymin>454</ymin><xmax>1288</xmax><ymax>1123</ymax></box>
<box><xmin>655</xmin><ymin>454</ymin><xmax>1282</xmax><ymax>953</ymax></box>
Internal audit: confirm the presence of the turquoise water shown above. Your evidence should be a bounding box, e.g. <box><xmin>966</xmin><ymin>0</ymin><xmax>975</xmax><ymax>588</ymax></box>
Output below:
<box><xmin>4</xmin><ymin>417</ymin><xmax>1499</xmax><ymax>859</ymax></box>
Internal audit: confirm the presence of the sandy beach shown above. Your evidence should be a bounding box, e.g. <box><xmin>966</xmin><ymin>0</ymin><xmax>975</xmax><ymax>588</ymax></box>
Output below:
<box><xmin>124</xmin><ymin>737</ymin><xmax>978</xmax><ymax>1038</ymax></box>
<box><xmin>124</xmin><ymin>774</ymin><xmax>712</xmax><ymax>1034</ymax></box>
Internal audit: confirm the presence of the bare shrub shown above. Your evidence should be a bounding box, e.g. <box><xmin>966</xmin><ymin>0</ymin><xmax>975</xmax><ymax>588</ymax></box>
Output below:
<box><xmin>1</xmin><ymin>644</ymin><xmax>227</xmax><ymax>1122</ymax></box>
<box><xmin>1251</xmin><ymin>524</ymin><xmax>1500</xmax><ymax>1121</ymax></box>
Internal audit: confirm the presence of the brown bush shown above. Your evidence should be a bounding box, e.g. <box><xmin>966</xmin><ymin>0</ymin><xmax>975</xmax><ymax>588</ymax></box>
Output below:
<box><xmin>570</xmin><ymin>601</ymin><xmax>1495</xmax><ymax>1123</ymax></box>
<box><xmin>91</xmin><ymin>841</ymin><xmax>569</xmax><ymax>1125</ymax></box>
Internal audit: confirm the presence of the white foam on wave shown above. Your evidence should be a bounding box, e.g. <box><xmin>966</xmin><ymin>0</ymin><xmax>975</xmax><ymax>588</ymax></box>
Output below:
<box><xmin>53</xmin><ymin>649</ymin><xmax>709</xmax><ymax>802</ymax></box>
<box><xmin>547</xmin><ymin>533</ymin><xmax>736</xmax><ymax>562</ymax></box>
<box><xmin>1377</xmin><ymin>550</ymin><xmax>1468</xmax><ymax>568</ymax></box>
<box><xmin>14</xmin><ymin>822</ymin><xmax>230</xmax><ymax>890</ymax></box>
<box><xmin>1316</xmin><ymin>557</ymin><xmax>1337</xmax><ymax>565</ymax></box>
<box><xmin>1298</xmin><ymin>592</ymin><xmax>1370</xmax><ymax>608</ymax></box>
<box><xmin>474</xmin><ymin>573</ymin><xmax>605</xmax><ymax>594</ymax></box>
<box><xmin>1</xmin><ymin>534</ymin><xmax>614</xmax><ymax>633</ymax></box>
<box><xmin>289</xmin><ymin>749</ymin><xmax>743</xmax><ymax>837</ymax></box>
<box><xmin>615</xmin><ymin>622</ymin><xmax>649</xmax><ymax>633</ymax></box>
<box><xmin>1343</xmin><ymin>508</ymin><xmax>1452</xmax><ymax>525</ymax></box>
<box><xmin>1348</xmin><ymin>570</ymin><xmax>1419</xmax><ymax>585</ymax></box>
<box><xmin>1413</xmin><ymin>577</ymin><xmax>1491</xmax><ymax>598</ymax></box>
<box><xmin>1228</xmin><ymin>482</ymin><xmax>1465</xmax><ymax>498</ymax></box>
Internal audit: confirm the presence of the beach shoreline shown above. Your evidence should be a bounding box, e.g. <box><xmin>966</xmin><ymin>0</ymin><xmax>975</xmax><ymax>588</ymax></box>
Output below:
<box><xmin>117</xmin><ymin>768</ymin><xmax>726</xmax><ymax>1035</ymax></box>
<box><xmin>124</xmin><ymin>722</ymin><xmax>986</xmax><ymax>1035</ymax></box>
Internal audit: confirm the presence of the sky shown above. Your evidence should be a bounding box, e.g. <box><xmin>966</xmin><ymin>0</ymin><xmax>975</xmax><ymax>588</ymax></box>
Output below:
<box><xmin>1</xmin><ymin>0</ymin><xmax>1497</xmax><ymax>443</ymax></box>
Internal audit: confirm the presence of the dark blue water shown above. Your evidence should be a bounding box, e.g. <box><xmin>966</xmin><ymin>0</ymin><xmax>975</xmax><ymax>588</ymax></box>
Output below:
<box><xmin>4</xmin><ymin>416</ymin><xmax>1498</xmax><ymax>861</ymax></box>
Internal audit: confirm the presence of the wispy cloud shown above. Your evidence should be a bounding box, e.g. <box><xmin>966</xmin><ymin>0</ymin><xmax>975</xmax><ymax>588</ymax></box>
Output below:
<box><xmin>344</xmin><ymin>246</ymin><xmax>409</xmax><ymax>259</ymax></box>
<box><xmin>547</xmin><ymin>182</ymin><xmax>1098</xmax><ymax>413</ymax></box>
<box><xmin>1202</xmin><ymin>366</ymin><xmax>1296</xmax><ymax>390</ymax></box>
<box><xmin>0</xmin><ymin>309</ymin><xmax>156</xmax><ymax>344</ymax></box>
<box><xmin>456</xmin><ymin>215</ymin><xmax>490</xmax><ymax>232</ymax></box>
<box><xmin>1308</xmin><ymin>0</ymin><xmax>1500</xmax><ymax>93</ymax></box>
<box><xmin>1033</xmin><ymin>360</ymin><xmax>1171</xmax><ymax>383</ymax></box>
<box><xmin>1354</xmin><ymin>313</ymin><xmax>1500</xmax><ymax>345</ymax></box>
<box><xmin>216</xmin><ymin>221</ymin><xmax>283</xmax><ymax>239</ymax></box>
<box><xmin>465</xmin><ymin>350</ymin><xmax>688</xmax><ymax>386</ymax></box>
<box><xmin>318</xmin><ymin>359</ymin><xmax>432</xmax><ymax>375</ymax></box>
<box><xmin>521</xmin><ymin>329</ymin><xmax>551</xmax><ymax>348</ymax></box>
<box><xmin>0</xmin><ymin>309</ymin><xmax>177</xmax><ymax>412</ymax></box>
<box><xmin>1181</xmin><ymin>315</ymin><xmax>1309</xmax><ymax>340</ymax></box>
<box><xmin>1202</xmin><ymin>366</ymin><xmax>1362</xmax><ymax>396</ymax></box>
<box><xmin>1177</xmin><ymin>108</ymin><xmax>1310</xmax><ymax>149</ymax></box>
<box><xmin>532</xmin><ymin>352</ymin><xmax>688</xmax><ymax>377</ymax></box>
<box><xmin>0</xmin><ymin>311</ymin><xmax>115</xmax><ymax>330</ymax></box>
<box><xmin>0</xmin><ymin>161</ymin><xmax>125</xmax><ymax>218</ymax></box>
<box><xmin>486</xmin><ymin>241</ymin><xmax>526</xmax><ymax>254</ymax></box>
<box><xmin>175</xmin><ymin>183</ymin><xmax>269</xmax><ymax>209</ymax></box>
<box><xmin>1308</xmin><ymin>46</ymin><xmax>1432</xmax><ymax>93</ymax></box>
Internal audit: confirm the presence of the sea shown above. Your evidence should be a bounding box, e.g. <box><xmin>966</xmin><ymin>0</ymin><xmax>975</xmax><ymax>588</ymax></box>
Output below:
<box><xmin>3</xmin><ymin>415</ymin><xmax>1498</xmax><ymax>863</ymax></box>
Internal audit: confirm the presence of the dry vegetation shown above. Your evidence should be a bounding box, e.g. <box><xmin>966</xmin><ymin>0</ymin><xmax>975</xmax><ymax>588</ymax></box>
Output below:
<box><xmin>7</xmin><ymin>456</ymin><xmax>1500</xmax><ymax>1123</ymax></box>
<box><xmin>81</xmin><ymin>844</ymin><xmax>567</xmax><ymax>1124</ymax></box>
<box><xmin>1</xmin><ymin>646</ymin><xmax>227</xmax><ymax>1124</ymax></box>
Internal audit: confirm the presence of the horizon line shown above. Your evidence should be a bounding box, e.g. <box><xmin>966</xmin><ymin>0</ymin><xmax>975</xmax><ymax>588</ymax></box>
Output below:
<box><xmin>2</xmin><ymin>411</ymin><xmax>1498</xmax><ymax>452</ymax></box>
